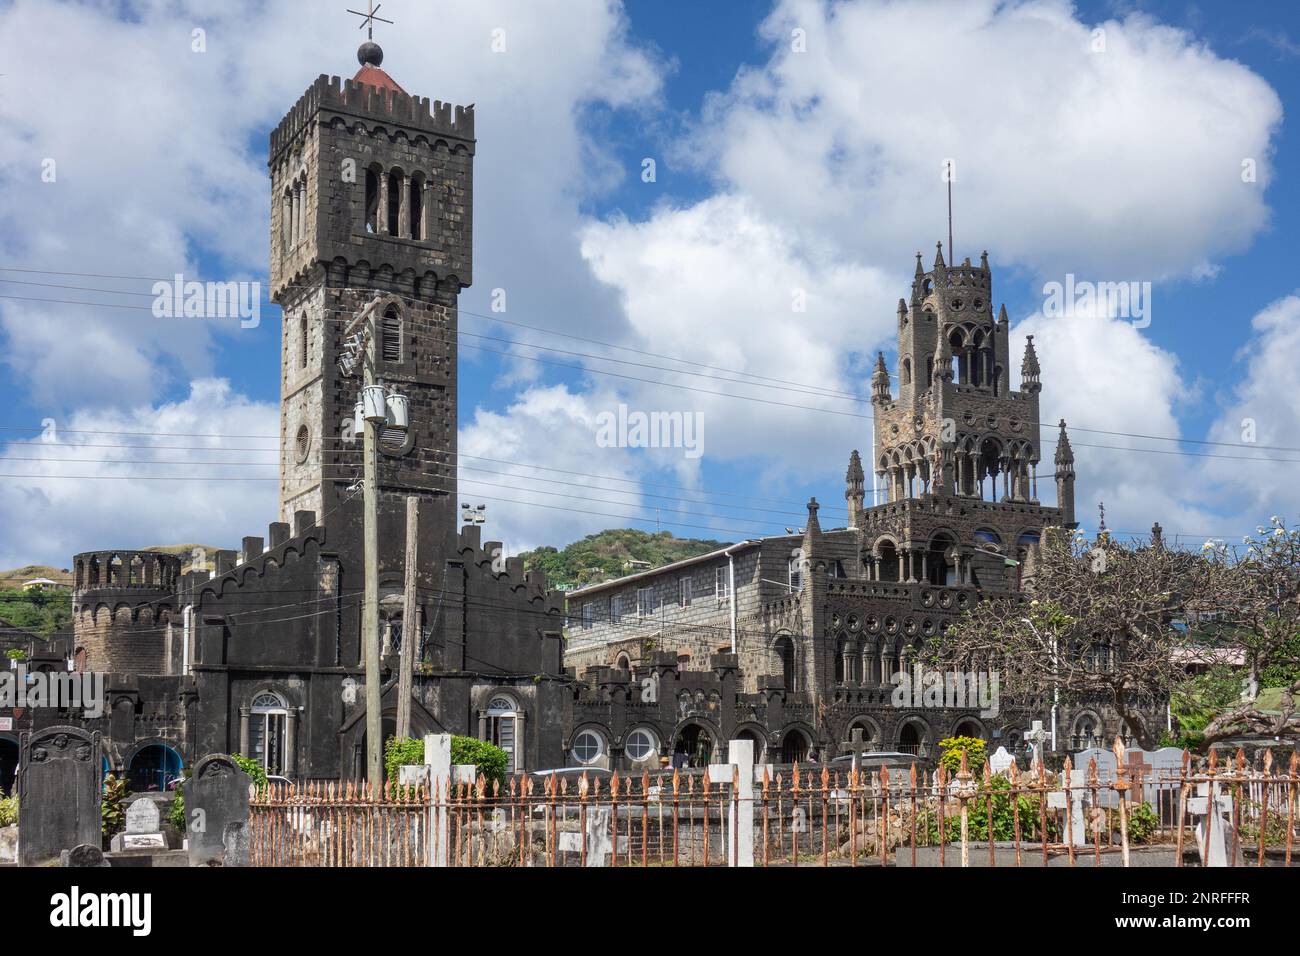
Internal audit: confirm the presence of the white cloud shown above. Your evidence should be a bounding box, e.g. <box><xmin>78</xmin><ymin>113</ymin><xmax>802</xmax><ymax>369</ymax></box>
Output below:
<box><xmin>1202</xmin><ymin>293</ymin><xmax>1300</xmax><ymax>522</ymax></box>
<box><xmin>0</xmin><ymin>0</ymin><xmax>665</xmax><ymax>560</ymax></box>
<box><xmin>692</xmin><ymin>0</ymin><xmax>1281</xmax><ymax>280</ymax></box>
<box><xmin>0</xmin><ymin>379</ymin><xmax>279</xmax><ymax>568</ymax></box>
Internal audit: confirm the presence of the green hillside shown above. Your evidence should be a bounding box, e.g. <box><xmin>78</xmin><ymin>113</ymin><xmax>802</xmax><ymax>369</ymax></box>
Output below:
<box><xmin>0</xmin><ymin>587</ymin><xmax>71</xmax><ymax>638</ymax></box>
<box><xmin>519</xmin><ymin>529</ymin><xmax>730</xmax><ymax>590</ymax></box>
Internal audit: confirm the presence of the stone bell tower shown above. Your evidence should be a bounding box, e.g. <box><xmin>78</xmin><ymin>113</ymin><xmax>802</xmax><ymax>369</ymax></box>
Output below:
<box><xmin>269</xmin><ymin>38</ymin><xmax>474</xmax><ymax>554</ymax></box>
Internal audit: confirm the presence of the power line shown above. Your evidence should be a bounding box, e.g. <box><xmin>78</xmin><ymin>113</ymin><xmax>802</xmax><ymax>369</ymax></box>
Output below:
<box><xmin>3</xmin><ymin>269</ymin><xmax>1297</xmax><ymax>454</ymax></box>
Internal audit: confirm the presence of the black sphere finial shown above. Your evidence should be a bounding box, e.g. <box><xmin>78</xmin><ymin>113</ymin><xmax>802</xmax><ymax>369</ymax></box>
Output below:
<box><xmin>358</xmin><ymin>40</ymin><xmax>384</xmax><ymax>67</ymax></box>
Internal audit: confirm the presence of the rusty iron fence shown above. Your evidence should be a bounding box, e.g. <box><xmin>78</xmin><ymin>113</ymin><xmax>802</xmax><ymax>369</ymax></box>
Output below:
<box><xmin>247</xmin><ymin>747</ymin><xmax>1298</xmax><ymax>868</ymax></box>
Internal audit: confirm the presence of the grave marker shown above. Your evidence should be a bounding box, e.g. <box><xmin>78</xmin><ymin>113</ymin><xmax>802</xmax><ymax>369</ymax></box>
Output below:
<box><xmin>18</xmin><ymin>726</ymin><xmax>101</xmax><ymax>867</ymax></box>
<box><xmin>706</xmin><ymin>738</ymin><xmax>755</xmax><ymax>866</ymax></box>
<box><xmin>185</xmin><ymin>754</ymin><xmax>252</xmax><ymax>867</ymax></box>
<box><xmin>111</xmin><ymin>797</ymin><xmax>166</xmax><ymax>852</ymax></box>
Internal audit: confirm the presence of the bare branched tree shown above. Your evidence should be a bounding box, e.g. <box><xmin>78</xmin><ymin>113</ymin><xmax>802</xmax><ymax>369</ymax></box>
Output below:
<box><xmin>931</xmin><ymin>527</ymin><xmax>1249</xmax><ymax>751</ymax></box>
<box><xmin>1196</xmin><ymin>518</ymin><xmax>1300</xmax><ymax>746</ymax></box>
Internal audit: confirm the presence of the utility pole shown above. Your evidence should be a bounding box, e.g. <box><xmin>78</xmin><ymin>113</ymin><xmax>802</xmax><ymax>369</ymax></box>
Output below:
<box><xmin>340</xmin><ymin>295</ymin><xmax>409</xmax><ymax>794</ymax></box>
<box><xmin>396</xmin><ymin>496</ymin><xmax>419</xmax><ymax>739</ymax></box>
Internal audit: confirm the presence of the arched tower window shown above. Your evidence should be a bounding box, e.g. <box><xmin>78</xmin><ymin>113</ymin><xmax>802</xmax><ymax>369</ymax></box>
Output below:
<box><xmin>387</xmin><ymin>169</ymin><xmax>402</xmax><ymax>236</ymax></box>
<box><xmin>901</xmin><ymin>357</ymin><xmax>911</xmax><ymax>386</ymax></box>
<box><xmin>364</xmin><ymin>166</ymin><xmax>380</xmax><ymax>233</ymax></box>
<box><xmin>299</xmin><ymin>315</ymin><xmax>308</xmax><ymax>369</ymax></box>
<box><xmin>409</xmin><ymin>173</ymin><xmax>425</xmax><ymax>239</ymax></box>
<box><xmin>282</xmin><ymin>187</ymin><xmax>293</xmax><ymax>252</ymax></box>
<box><xmin>381</xmin><ymin>305</ymin><xmax>401</xmax><ymax>362</ymax></box>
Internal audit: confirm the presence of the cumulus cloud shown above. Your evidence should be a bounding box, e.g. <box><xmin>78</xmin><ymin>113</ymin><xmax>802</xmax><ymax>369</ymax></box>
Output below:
<box><xmin>0</xmin><ymin>380</ymin><xmax>279</xmax><ymax>568</ymax></box>
<box><xmin>0</xmin><ymin>0</ymin><xmax>665</xmax><ymax>559</ymax></box>
<box><xmin>692</xmin><ymin>0</ymin><xmax>1281</xmax><ymax>280</ymax></box>
<box><xmin>572</xmin><ymin>0</ymin><xmax>1285</xmax><ymax>541</ymax></box>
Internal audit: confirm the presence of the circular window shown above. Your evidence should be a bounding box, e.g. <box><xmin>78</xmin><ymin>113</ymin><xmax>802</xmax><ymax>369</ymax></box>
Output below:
<box><xmin>572</xmin><ymin>730</ymin><xmax>604</xmax><ymax>764</ymax></box>
<box><xmin>295</xmin><ymin>426</ymin><xmax>310</xmax><ymax>463</ymax></box>
<box><xmin>625</xmin><ymin>728</ymin><xmax>657</xmax><ymax>762</ymax></box>
<box><xmin>951</xmin><ymin>298</ymin><xmax>964</xmax><ymax>310</ymax></box>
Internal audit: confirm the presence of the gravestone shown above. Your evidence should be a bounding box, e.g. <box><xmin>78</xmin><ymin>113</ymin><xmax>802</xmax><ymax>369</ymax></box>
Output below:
<box><xmin>1148</xmin><ymin>747</ymin><xmax>1185</xmax><ymax>815</ymax></box>
<box><xmin>706</xmin><ymin>738</ymin><xmax>755</xmax><ymax>867</ymax></box>
<box><xmin>839</xmin><ymin>727</ymin><xmax>867</xmax><ymax>773</ymax></box>
<box><xmin>989</xmin><ymin>746</ymin><xmax>1015</xmax><ymax>775</ymax></box>
<box><xmin>18</xmin><ymin>726</ymin><xmax>102</xmax><ymax>867</ymax></box>
<box><xmin>424</xmin><ymin>733</ymin><xmax>452</xmax><ymax>868</ymax></box>
<box><xmin>111</xmin><ymin>798</ymin><xmax>166</xmax><ymax>852</ymax></box>
<box><xmin>1188</xmin><ymin>781</ymin><xmax>1241</xmax><ymax>867</ymax></box>
<box><xmin>584</xmin><ymin>806</ymin><xmax>612</xmax><ymax>867</ymax></box>
<box><xmin>60</xmin><ymin>843</ymin><xmax>109</xmax><ymax>867</ymax></box>
<box><xmin>185</xmin><ymin>754</ymin><xmax>252</xmax><ymax>867</ymax></box>
<box><xmin>1024</xmin><ymin>720</ymin><xmax>1051</xmax><ymax>767</ymax></box>
<box><xmin>1124</xmin><ymin>749</ymin><xmax>1154</xmax><ymax>805</ymax></box>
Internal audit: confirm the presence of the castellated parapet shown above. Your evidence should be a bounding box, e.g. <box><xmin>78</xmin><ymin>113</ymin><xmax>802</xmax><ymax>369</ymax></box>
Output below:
<box><xmin>72</xmin><ymin>551</ymin><xmax>182</xmax><ymax>675</ymax></box>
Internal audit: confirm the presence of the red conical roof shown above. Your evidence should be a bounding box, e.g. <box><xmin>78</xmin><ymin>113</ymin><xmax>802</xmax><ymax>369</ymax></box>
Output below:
<box><xmin>353</xmin><ymin>64</ymin><xmax>406</xmax><ymax>95</ymax></box>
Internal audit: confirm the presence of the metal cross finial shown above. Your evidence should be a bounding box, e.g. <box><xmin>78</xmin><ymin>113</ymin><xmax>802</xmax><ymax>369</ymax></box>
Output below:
<box><xmin>1098</xmin><ymin>501</ymin><xmax>1107</xmax><ymax>532</ymax></box>
<box><xmin>347</xmin><ymin>1</ymin><xmax>394</xmax><ymax>40</ymax></box>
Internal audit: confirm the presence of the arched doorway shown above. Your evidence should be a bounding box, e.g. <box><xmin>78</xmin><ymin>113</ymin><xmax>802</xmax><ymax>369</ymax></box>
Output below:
<box><xmin>952</xmin><ymin>718</ymin><xmax>985</xmax><ymax>741</ymax></box>
<box><xmin>127</xmin><ymin>743</ymin><xmax>182</xmax><ymax>793</ymax></box>
<box><xmin>897</xmin><ymin>719</ymin><xmax>930</xmax><ymax>756</ymax></box>
<box><xmin>780</xmin><ymin>729</ymin><xmax>811</xmax><ymax>764</ymax></box>
<box><xmin>672</xmin><ymin>723</ymin><xmax>714</xmax><ymax>768</ymax></box>
<box><xmin>0</xmin><ymin>737</ymin><xmax>17</xmax><ymax>795</ymax></box>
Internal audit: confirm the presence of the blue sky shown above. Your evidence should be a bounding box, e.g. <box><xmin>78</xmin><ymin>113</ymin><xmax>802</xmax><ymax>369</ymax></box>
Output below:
<box><xmin>0</xmin><ymin>0</ymin><xmax>1298</xmax><ymax>567</ymax></box>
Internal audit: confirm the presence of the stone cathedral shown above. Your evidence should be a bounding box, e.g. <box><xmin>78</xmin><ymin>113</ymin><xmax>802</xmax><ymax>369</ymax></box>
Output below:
<box><xmin>4</xmin><ymin>41</ymin><xmax>1146</xmax><ymax>792</ymax></box>
<box><xmin>21</xmin><ymin>41</ymin><xmax>573</xmax><ymax>788</ymax></box>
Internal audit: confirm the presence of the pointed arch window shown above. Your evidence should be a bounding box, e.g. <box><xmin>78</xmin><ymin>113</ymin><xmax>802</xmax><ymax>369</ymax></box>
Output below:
<box><xmin>381</xmin><ymin>306</ymin><xmax>401</xmax><ymax>362</ymax></box>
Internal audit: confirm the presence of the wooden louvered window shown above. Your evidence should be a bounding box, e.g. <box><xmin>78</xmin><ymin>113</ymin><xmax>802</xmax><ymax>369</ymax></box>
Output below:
<box><xmin>381</xmin><ymin>307</ymin><xmax>401</xmax><ymax>362</ymax></box>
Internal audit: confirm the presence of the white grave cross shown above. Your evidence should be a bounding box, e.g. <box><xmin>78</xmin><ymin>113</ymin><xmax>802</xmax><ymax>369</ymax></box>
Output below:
<box><xmin>1024</xmin><ymin>720</ymin><xmax>1051</xmax><ymax>768</ymax></box>
<box><xmin>706</xmin><ymin>738</ymin><xmax>755</xmax><ymax>867</ymax></box>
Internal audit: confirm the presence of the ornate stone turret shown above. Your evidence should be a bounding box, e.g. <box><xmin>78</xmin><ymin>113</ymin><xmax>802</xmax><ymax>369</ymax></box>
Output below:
<box><xmin>870</xmin><ymin>351</ymin><xmax>891</xmax><ymax>404</ymax></box>
<box><xmin>1021</xmin><ymin>334</ymin><xmax>1042</xmax><ymax>394</ymax></box>
<box><xmin>1054</xmin><ymin>420</ymin><xmax>1076</xmax><ymax>528</ymax></box>
<box><xmin>845</xmin><ymin>450</ymin><xmax>865</xmax><ymax>529</ymax></box>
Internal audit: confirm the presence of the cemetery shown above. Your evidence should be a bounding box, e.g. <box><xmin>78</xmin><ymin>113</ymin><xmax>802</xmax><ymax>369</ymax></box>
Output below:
<box><xmin>3</xmin><ymin>727</ymin><xmax>1294</xmax><ymax>869</ymax></box>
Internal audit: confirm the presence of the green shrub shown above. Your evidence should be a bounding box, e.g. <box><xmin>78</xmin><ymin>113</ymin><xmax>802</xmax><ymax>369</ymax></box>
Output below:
<box><xmin>451</xmin><ymin>736</ymin><xmax>508</xmax><ymax>786</ymax></box>
<box><xmin>384</xmin><ymin>736</ymin><xmax>426</xmax><ymax>780</ymax></box>
<box><xmin>0</xmin><ymin>795</ymin><xmax>18</xmax><ymax>827</ymax></box>
<box><xmin>1127</xmin><ymin>801</ymin><xmax>1159</xmax><ymax>844</ymax></box>
<box><xmin>926</xmin><ymin>773</ymin><xmax>1059</xmax><ymax>843</ymax></box>
<box><xmin>101</xmin><ymin>774</ymin><xmax>128</xmax><ymax>837</ymax></box>
<box><xmin>937</xmin><ymin>735</ymin><xmax>988</xmax><ymax>777</ymax></box>
<box><xmin>383</xmin><ymin>735</ymin><xmax>510</xmax><ymax>788</ymax></box>
<box><xmin>231</xmin><ymin>754</ymin><xmax>269</xmax><ymax>794</ymax></box>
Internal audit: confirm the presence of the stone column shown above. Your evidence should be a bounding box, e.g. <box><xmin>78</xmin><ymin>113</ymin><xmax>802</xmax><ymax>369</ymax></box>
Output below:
<box><xmin>285</xmin><ymin>709</ymin><xmax>298</xmax><ymax>776</ymax></box>
<box><xmin>378</xmin><ymin>170</ymin><xmax>390</xmax><ymax>235</ymax></box>
<box><xmin>477</xmin><ymin>710</ymin><xmax>487</xmax><ymax>741</ymax></box>
<box><xmin>238</xmin><ymin>705</ymin><xmax>250</xmax><ymax>756</ymax></box>
<box><xmin>398</xmin><ymin>172</ymin><xmax>410</xmax><ymax>238</ymax></box>
<box><xmin>514</xmin><ymin>712</ymin><xmax>526</xmax><ymax>772</ymax></box>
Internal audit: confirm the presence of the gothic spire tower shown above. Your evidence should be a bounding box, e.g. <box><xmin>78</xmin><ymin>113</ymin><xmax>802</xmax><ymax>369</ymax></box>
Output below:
<box><xmin>269</xmin><ymin>36</ymin><xmax>474</xmax><ymax>558</ymax></box>
<box><xmin>872</xmin><ymin>245</ymin><xmax>1042</xmax><ymax>506</ymax></box>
